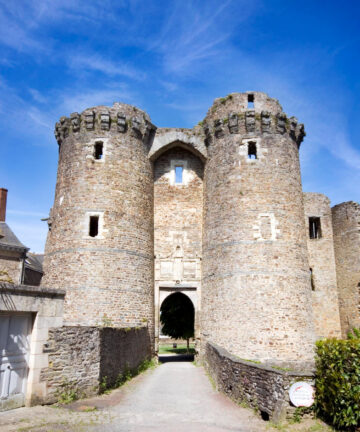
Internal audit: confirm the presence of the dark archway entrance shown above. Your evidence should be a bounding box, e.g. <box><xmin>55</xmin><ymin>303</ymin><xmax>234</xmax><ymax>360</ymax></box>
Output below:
<box><xmin>159</xmin><ymin>292</ymin><xmax>195</xmax><ymax>360</ymax></box>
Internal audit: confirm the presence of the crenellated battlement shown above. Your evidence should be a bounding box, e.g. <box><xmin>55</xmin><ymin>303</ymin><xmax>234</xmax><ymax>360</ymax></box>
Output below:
<box><xmin>54</xmin><ymin>103</ymin><xmax>157</xmax><ymax>146</ymax></box>
<box><xmin>202</xmin><ymin>111</ymin><xmax>305</xmax><ymax>147</ymax></box>
<box><xmin>202</xmin><ymin>92</ymin><xmax>305</xmax><ymax>147</ymax></box>
<box><xmin>54</xmin><ymin>93</ymin><xmax>305</xmax><ymax>149</ymax></box>
<box><xmin>209</xmin><ymin>91</ymin><xmax>283</xmax><ymax>114</ymax></box>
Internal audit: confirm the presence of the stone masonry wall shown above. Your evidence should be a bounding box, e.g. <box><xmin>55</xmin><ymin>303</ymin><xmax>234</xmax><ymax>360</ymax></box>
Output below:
<box><xmin>204</xmin><ymin>342</ymin><xmax>314</xmax><ymax>423</ymax></box>
<box><xmin>100</xmin><ymin>327</ymin><xmax>151</xmax><ymax>387</ymax></box>
<box><xmin>304</xmin><ymin>193</ymin><xmax>341</xmax><ymax>338</ymax></box>
<box><xmin>201</xmin><ymin>92</ymin><xmax>315</xmax><ymax>368</ymax></box>
<box><xmin>41</xmin><ymin>103</ymin><xmax>155</xmax><ymax>345</ymax></box>
<box><xmin>41</xmin><ymin>327</ymin><xmax>100</xmax><ymax>404</ymax></box>
<box><xmin>154</xmin><ymin>146</ymin><xmax>203</xmax><ymax>281</ymax></box>
<box><xmin>0</xmin><ymin>253</ymin><xmax>23</xmax><ymax>284</ymax></box>
<box><xmin>40</xmin><ymin>326</ymin><xmax>151</xmax><ymax>404</ymax></box>
<box><xmin>332</xmin><ymin>202</ymin><xmax>360</xmax><ymax>335</ymax></box>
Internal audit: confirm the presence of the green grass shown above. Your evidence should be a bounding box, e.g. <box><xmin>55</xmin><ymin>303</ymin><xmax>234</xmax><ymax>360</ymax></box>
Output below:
<box><xmin>158</xmin><ymin>344</ymin><xmax>195</xmax><ymax>355</ymax></box>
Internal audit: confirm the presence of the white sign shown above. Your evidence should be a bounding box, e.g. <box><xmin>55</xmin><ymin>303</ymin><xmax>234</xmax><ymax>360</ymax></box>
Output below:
<box><xmin>289</xmin><ymin>382</ymin><xmax>314</xmax><ymax>407</ymax></box>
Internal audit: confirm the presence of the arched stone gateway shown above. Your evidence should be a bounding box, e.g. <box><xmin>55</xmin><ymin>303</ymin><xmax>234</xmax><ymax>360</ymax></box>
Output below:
<box><xmin>156</xmin><ymin>286</ymin><xmax>199</xmax><ymax>349</ymax></box>
<box><xmin>149</xmin><ymin>129</ymin><xmax>207</xmax><ymax>162</ymax></box>
<box><xmin>152</xmin><ymin>141</ymin><xmax>203</xmax><ymax>352</ymax></box>
<box><xmin>159</xmin><ymin>291</ymin><xmax>196</xmax><ymax>343</ymax></box>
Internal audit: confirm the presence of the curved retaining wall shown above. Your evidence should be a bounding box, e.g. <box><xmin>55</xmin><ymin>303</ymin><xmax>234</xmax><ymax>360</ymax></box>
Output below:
<box><xmin>204</xmin><ymin>342</ymin><xmax>314</xmax><ymax>423</ymax></box>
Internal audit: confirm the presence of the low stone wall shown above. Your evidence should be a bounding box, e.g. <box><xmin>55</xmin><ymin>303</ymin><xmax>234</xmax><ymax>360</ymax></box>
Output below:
<box><xmin>100</xmin><ymin>327</ymin><xmax>152</xmax><ymax>387</ymax></box>
<box><xmin>204</xmin><ymin>342</ymin><xmax>314</xmax><ymax>422</ymax></box>
<box><xmin>41</xmin><ymin>327</ymin><xmax>100</xmax><ymax>403</ymax></box>
<box><xmin>40</xmin><ymin>326</ymin><xmax>151</xmax><ymax>404</ymax></box>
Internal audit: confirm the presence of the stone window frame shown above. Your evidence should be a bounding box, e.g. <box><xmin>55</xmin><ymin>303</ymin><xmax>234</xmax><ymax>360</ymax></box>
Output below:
<box><xmin>86</xmin><ymin>137</ymin><xmax>109</xmax><ymax>163</ymax></box>
<box><xmin>308</xmin><ymin>216</ymin><xmax>322</xmax><ymax>240</ymax></box>
<box><xmin>240</xmin><ymin>138</ymin><xmax>267</xmax><ymax>163</ymax></box>
<box><xmin>169</xmin><ymin>159</ymin><xmax>189</xmax><ymax>186</ymax></box>
<box><xmin>84</xmin><ymin>211</ymin><xmax>105</xmax><ymax>239</ymax></box>
<box><xmin>253</xmin><ymin>212</ymin><xmax>280</xmax><ymax>241</ymax></box>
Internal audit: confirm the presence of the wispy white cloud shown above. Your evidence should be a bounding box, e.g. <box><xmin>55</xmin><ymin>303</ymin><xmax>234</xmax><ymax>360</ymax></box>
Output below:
<box><xmin>0</xmin><ymin>0</ymin><xmax>128</xmax><ymax>55</ymax></box>
<box><xmin>0</xmin><ymin>77</ymin><xmax>54</xmax><ymax>144</ymax></box>
<box><xmin>160</xmin><ymin>81</ymin><xmax>178</xmax><ymax>92</ymax></box>
<box><xmin>144</xmin><ymin>0</ymin><xmax>258</xmax><ymax>75</ymax></box>
<box><xmin>164</xmin><ymin>102</ymin><xmax>207</xmax><ymax>112</ymax></box>
<box><xmin>67</xmin><ymin>54</ymin><xmax>146</xmax><ymax>81</ymax></box>
<box><xmin>0</xmin><ymin>74</ymin><xmax>139</xmax><ymax>144</ymax></box>
<box><xmin>58</xmin><ymin>86</ymin><xmax>137</xmax><ymax>115</ymax></box>
<box><xmin>317</xmin><ymin>130</ymin><xmax>360</xmax><ymax>171</ymax></box>
<box><xmin>0</xmin><ymin>8</ymin><xmax>46</xmax><ymax>53</ymax></box>
<box><xmin>29</xmin><ymin>88</ymin><xmax>47</xmax><ymax>104</ymax></box>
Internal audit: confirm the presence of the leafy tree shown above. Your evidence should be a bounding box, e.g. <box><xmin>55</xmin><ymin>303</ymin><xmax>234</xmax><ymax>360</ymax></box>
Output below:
<box><xmin>160</xmin><ymin>292</ymin><xmax>194</xmax><ymax>352</ymax></box>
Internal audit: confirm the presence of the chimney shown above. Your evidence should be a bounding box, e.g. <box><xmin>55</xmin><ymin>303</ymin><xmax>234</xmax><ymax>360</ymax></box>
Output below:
<box><xmin>0</xmin><ymin>188</ymin><xmax>8</xmax><ymax>222</ymax></box>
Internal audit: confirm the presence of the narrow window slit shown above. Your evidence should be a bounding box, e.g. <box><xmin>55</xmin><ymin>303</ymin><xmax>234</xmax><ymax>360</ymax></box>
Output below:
<box><xmin>310</xmin><ymin>268</ymin><xmax>315</xmax><ymax>291</ymax></box>
<box><xmin>94</xmin><ymin>142</ymin><xmax>103</xmax><ymax>160</ymax></box>
<box><xmin>89</xmin><ymin>215</ymin><xmax>99</xmax><ymax>237</ymax></box>
<box><xmin>247</xmin><ymin>94</ymin><xmax>254</xmax><ymax>108</ymax></box>
<box><xmin>309</xmin><ymin>217</ymin><xmax>321</xmax><ymax>239</ymax></box>
<box><xmin>248</xmin><ymin>142</ymin><xmax>257</xmax><ymax>159</ymax></box>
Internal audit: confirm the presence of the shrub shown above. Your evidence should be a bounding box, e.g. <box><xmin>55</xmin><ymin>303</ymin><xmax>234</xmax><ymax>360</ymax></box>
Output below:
<box><xmin>315</xmin><ymin>337</ymin><xmax>360</xmax><ymax>430</ymax></box>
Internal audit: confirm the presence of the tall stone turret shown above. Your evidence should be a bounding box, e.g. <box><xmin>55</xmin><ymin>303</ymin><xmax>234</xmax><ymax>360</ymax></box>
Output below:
<box><xmin>201</xmin><ymin>92</ymin><xmax>315</xmax><ymax>368</ymax></box>
<box><xmin>42</xmin><ymin>103</ymin><xmax>156</xmax><ymax>340</ymax></box>
<box><xmin>332</xmin><ymin>201</ymin><xmax>360</xmax><ymax>335</ymax></box>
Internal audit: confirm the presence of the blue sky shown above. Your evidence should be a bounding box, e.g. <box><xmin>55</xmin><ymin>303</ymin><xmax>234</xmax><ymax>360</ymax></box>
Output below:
<box><xmin>0</xmin><ymin>0</ymin><xmax>359</xmax><ymax>252</ymax></box>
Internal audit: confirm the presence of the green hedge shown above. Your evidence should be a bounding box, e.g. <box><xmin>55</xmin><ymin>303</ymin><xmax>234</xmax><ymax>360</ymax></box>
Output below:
<box><xmin>315</xmin><ymin>337</ymin><xmax>360</xmax><ymax>430</ymax></box>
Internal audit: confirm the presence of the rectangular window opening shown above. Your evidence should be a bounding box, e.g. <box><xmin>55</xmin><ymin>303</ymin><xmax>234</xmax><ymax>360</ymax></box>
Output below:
<box><xmin>175</xmin><ymin>165</ymin><xmax>183</xmax><ymax>184</ymax></box>
<box><xmin>309</xmin><ymin>217</ymin><xmax>321</xmax><ymax>239</ymax></box>
<box><xmin>247</xmin><ymin>94</ymin><xmax>254</xmax><ymax>108</ymax></box>
<box><xmin>248</xmin><ymin>142</ymin><xmax>257</xmax><ymax>159</ymax></box>
<box><xmin>89</xmin><ymin>215</ymin><xmax>99</xmax><ymax>237</ymax></box>
<box><xmin>94</xmin><ymin>142</ymin><xmax>103</xmax><ymax>160</ymax></box>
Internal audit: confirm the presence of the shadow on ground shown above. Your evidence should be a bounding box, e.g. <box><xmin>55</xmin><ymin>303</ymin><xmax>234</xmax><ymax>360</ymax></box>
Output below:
<box><xmin>158</xmin><ymin>354</ymin><xmax>194</xmax><ymax>363</ymax></box>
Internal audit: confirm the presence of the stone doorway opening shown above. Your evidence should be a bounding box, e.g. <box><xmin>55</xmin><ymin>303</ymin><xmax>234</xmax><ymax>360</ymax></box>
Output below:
<box><xmin>155</xmin><ymin>287</ymin><xmax>198</xmax><ymax>355</ymax></box>
<box><xmin>158</xmin><ymin>291</ymin><xmax>195</xmax><ymax>362</ymax></box>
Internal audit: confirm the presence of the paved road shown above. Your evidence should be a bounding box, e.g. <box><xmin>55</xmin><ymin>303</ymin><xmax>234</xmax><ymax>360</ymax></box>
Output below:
<box><xmin>0</xmin><ymin>357</ymin><xmax>270</xmax><ymax>432</ymax></box>
<box><xmin>88</xmin><ymin>357</ymin><xmax>268</xmax><ymax>432</ymax></box>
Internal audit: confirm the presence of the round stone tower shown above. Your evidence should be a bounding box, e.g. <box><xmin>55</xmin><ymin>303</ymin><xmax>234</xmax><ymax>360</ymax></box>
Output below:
<box><xmin>201</xmin><ymin>92</ymin><xmax>315</xmax><ymax>368</ymax></box>
<box><xmin>42</xmin><ymin>103</ymin><xmax>156</xmax><ymax>338</ymax></box>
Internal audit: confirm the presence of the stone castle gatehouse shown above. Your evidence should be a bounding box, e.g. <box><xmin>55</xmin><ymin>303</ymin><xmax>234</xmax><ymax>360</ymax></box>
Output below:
<box><xmin>4</xmin><ymin>91</ymin><xmax>358</xmax><ymax>415</ymax></box>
